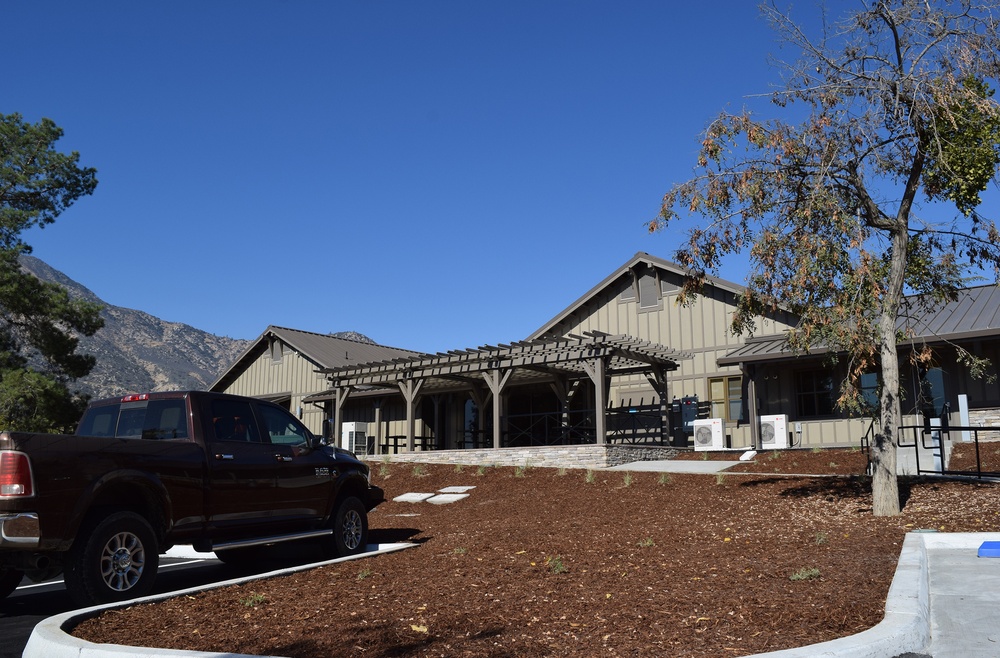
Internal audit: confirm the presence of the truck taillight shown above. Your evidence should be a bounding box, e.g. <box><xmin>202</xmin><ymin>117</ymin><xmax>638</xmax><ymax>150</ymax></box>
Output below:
<box><xmin>0</xmin><ymin>452</ymin><xmax>33</xmax><ymax>497</ymax></box>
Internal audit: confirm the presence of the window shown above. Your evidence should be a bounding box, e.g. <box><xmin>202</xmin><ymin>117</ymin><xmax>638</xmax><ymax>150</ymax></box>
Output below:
<box><xmin>211</xmin><ymin>399</ymin><xmax>262</xmax><ymax>443</ymax></box>
<box><xmin>637</xmin><ymin>271</ymin><xmax>659</xmax><ymax>309</ymax></box>
<box><xmin>259</xmin><ymin>404</ymin><xmax>312</xmax><ymax>447</ymax></box>
<box><xmin>708</xmin><ymin>376</ymin><xmax>743</xmax><ymax>423</ymax></box>
<box><xmin>917</xmin><ymin>366</ymin><xmax>946</xmax><ymax>417</ymax></box>
<box><xmin>796</xmin><ymin>370</ymin><xmax>835</xmax><ymax>418</ymax></box>
<box><xmin>77</xmin><ymin>399</ymin><xmax>188</xmax><ymax>439</ymax></box>
<box><xmin>860</xmin><ymin>372</ymin><xmax>878</xmax><ymax>413</ymax></box>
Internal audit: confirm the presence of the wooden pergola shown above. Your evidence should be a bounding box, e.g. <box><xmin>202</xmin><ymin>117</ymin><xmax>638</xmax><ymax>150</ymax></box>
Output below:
<box><xmin>310</xmin><ymin>331</ymin><xmax>692</xmax><ymax>452</ymax></box>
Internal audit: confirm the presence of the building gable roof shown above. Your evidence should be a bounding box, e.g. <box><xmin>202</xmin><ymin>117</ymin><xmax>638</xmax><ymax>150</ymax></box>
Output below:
<box><xmin>210</xmin><ymin>326</ymin><xmax>423</xmax><ymax>391</ymax></box>
<box><xmin>528</xmin><ymin>251</ymin><xmax>748</xmax><ymax>340</ymax></box>
<box><xmin>719</xmin><ymin>284</ymin><xmax>1000</xmax><ymax>365</ymax></box>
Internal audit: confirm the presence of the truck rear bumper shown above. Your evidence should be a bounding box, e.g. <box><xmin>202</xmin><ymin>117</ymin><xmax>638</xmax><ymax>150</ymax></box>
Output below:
<box><xmin>0</xmin><ymin>513</ymin><xmax>40</xmax><ymax>547</ymax></box>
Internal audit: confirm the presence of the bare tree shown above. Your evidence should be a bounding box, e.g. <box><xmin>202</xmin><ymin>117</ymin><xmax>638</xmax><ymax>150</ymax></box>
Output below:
<box><xmin>651</xmin><ymin>1</ymin><xmax>1000</xmax><ymax>516</ymax></box>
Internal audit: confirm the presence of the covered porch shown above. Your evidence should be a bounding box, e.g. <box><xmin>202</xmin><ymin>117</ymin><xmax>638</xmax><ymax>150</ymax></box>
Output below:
<box><xmin>306</xmin><ymin>332</ymin><xmax>691</xmax><ymax>454</ymax></box>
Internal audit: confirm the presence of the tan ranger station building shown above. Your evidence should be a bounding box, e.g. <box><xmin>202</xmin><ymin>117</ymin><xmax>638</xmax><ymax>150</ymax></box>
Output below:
<box><xmin>211</xmin><ymin>252</ymin><xmax>1000</xmax><ymax>457</ymax></box>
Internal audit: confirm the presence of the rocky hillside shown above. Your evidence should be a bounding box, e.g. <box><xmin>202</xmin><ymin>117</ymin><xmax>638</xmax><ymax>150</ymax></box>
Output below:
<box><xmin>19</xmin><ymin>256</ymin><xmax>254</xmax><ymax>399</ymax></box>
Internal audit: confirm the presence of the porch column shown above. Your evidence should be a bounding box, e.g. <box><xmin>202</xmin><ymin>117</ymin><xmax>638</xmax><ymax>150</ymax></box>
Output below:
<box><xmin>549</xmin><ymin>378</ymin><xmax>581</xmax><ymax>443</ymax></box>
<box><xmin>468</xmin><ymin>387</ymin><xmax>491</xmax><ymax>448</ymax></box>
<box><xmin>583</xmin><ymin>357</ymin><xmax>609</xmax><ymax>444</ymax></box>
<box><xmin>431</xmin><ymin>394</ymin><xmax>445</xmax><ymax>449</ymax></box>
<box><xmin>398</xmin><ymin>378</ymin><xmax>424</xmax><ymax>451</ymax></box>
<box><xmin>482</xmin><ymin>368</ymin><xmax>512</xmax><ymax>449</ymax></box>
<box><xmin>745</xmin><ymin>363</ymin><xmax>760</xmax><ymax>449</ymax></box>
<box><xmin>372</xmin><ymin>399</ymin><xmax>384</xmax><ymax>456</ymax></box>
<box><xmin>646</xmin><ymin>366</ymin><xmax>670</xmax><ymax>445</ymax></box>
<box><xmin>331</xmin><ymin>385</ymin><xmax>354</xmax><ymax>449</ymax></box>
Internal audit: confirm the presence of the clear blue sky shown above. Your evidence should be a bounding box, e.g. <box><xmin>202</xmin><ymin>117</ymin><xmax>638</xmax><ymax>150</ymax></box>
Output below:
<box><xmin>10</xmin><ymin>1</ymin><xmax>786</xmax><ymax>353</ymax></box>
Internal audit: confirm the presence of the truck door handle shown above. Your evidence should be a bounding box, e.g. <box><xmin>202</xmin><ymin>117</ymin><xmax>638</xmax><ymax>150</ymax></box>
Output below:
<box><xmin>215</xmin><ymin>453</ymin><xmax>235</xmax><ymax>460</ymax></box>
<box><xmin>275</xmin><ymin>455</ymin><xmax>293</xmax><ymax>462</ymax></box>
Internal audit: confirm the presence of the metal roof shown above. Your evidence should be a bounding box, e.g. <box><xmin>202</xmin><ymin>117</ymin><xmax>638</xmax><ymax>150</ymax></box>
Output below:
<box><xmin>305</xmin><ymin>332</ymin><xmax>693</xmax><ymax>400</ymax></box>
<box><xmin>210</xmin><ymin>326</ymin><xmax>423</xmax><ymax>391</ymax></box>
<box><xmin>719</xmin><ymin>285</ymin><xmax>1000</xmax><ymax>366</ymax></box>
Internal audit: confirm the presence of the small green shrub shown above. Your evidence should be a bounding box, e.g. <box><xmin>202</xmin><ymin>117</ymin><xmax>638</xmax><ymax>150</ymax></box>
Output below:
<box><xmin>545</xmin><ymin>555</ymin><xmax>568</xmax><ymax>574</ymax></box>
<box><xmin>240</xmin><ymin>592</ymin><xmax>267</xmax><ymax>607</ymax></box>
<box><xmin>815</xmin><ymin>532</ymin><xmax>828</xmax><ymax>545</ymax></box>
<box><xmin>789</xmin><ymin>567</ymin><xmax>822</xmax><ymax>581</ymax></box>
<box><xmin>412</xmin><ymin>464</ymin><xmax>428</xmax><ymax>477</ymax></box>
<box><xmin>622</xmin><ymin>472</ymin><xmax>633</xmax><ymax>487</ymax></box>
<box><xmin>356</xmin><ymin>568</ymin><xmax>373</xmax><ymax>581</ymax></box>
<box><xmin>657</xmin><ymin>472</ymin><xmax>672</xmax><ymax>485</ymax></box>
<box><xmin>637</xmin><ymin>537</ymin><xmax>655</xmax><ymax>548</ymax></box>
<box><xmin>585</xmin><ymin>470</ymin><xmax>596</xmax><ymax>484</ymax></box>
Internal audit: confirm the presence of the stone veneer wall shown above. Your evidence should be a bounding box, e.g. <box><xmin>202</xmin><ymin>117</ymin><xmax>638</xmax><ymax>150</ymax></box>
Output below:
<box><xmin>364</xmin><ymin>444</ymin><xmax>683</xmax><ymax>470</ymax></box>
<box><xmin>969</xmin><ymin>408</ymin><xmax>1000</xmax><ymax>428</ymax></box>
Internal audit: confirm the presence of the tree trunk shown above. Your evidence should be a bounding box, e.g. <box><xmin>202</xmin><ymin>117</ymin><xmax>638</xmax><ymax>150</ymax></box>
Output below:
<box><xmin>871</xmin><ymin>227</ymin><xmax>908</xmax><ymax>517</ymax></box>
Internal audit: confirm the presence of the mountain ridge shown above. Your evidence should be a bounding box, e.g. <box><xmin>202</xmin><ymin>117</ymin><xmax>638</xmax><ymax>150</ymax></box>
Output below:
<box><xmin>17</xmin><ymin>256</ymin><xmax>372</xmax><ymax>399</ymax></box>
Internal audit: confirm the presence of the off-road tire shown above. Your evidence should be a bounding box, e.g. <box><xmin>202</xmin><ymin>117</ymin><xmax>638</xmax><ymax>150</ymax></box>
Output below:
<box><xmin>321</xmin><ymin>496</ymin><xmax>368</xmax><ymax>558</ymax></box>
<box><xmin>65</xmin><ymin>511</ymin><xmax>159</xmax><ymax>607</ymax></box>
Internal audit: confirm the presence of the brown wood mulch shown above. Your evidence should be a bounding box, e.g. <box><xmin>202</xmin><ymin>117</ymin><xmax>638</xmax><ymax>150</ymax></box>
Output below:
<box><xmin>72</xmin><ymin>448</ymin><xmax>1000</xmax><ymax>657</ymax></box>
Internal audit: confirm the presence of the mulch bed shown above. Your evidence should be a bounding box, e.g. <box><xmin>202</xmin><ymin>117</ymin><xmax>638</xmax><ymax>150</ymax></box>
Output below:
<box><xmin>72</xmin><ymin>448</ymin><xmax>1000</xmax><ymax>657</ymax></box>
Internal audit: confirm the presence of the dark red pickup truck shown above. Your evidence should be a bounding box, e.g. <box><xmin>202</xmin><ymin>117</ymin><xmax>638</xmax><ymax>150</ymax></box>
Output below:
<box><xmin>0</xmin><ymin>391</ymin><xmax>383</xmax><ymax>606</ymax></box>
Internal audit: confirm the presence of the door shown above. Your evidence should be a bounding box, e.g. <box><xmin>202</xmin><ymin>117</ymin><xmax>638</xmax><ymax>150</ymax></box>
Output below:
<box><xmin>256</xmin><ymin>403</ymin><xmax>337</xmax><ymax>524</ymax></box>
<box><xmin>203</xmin><ymin>397</ymin><xmax>278</xmax><ymax>531</ymax></box>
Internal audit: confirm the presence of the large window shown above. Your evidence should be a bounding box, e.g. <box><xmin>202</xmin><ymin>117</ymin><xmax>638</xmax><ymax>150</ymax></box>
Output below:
<box><xmin>709</xmin><ymin>376</ymin><xmax>743</xmax><ymax>422</ymax></box>
<box><xmin>796</xmin><ymin>370</ymin><xmax>836</xmax><ymax>418</ymax></box>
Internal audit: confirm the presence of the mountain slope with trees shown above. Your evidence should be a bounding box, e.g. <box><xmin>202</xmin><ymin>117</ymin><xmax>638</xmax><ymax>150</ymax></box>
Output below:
<box><xmin>20</xmin><ymin>255</ymin><xmax>253</xmax><ymax>399</ymax></box>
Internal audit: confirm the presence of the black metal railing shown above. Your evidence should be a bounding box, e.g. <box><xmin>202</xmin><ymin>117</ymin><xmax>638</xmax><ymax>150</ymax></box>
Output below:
<box><xmin>896</xmin><ymin>422</ymin><xmax>1000</xmax><ymax>478</ymax></box>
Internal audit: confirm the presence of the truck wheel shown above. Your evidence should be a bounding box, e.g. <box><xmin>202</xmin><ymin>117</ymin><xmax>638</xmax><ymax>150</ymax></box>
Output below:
<box><xmin>0</xmin><ymin>568</ymin><xmax>23</xmax><ymax>600</ymax></box>
<box><xmin>322</xmin><ymin>496</ymin><xmax>368</xmax><ymax>557</ymax></box>
<box><xmin>65</xmin><ymin>511</ymin><xmax>159</xmax><ymax>607</ymax></box>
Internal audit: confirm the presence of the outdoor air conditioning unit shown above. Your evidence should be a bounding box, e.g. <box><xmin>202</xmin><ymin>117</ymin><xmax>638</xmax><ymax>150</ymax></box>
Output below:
<box><xmin>693</xmin><ymin>418</ymin><xmax>725</xmax><ymax>451</ymax></box>
<box><xmin>759</xmin><ymin>414</ymin><xmax>789</xmax><ymax>449</ymax></box>
<box><xmin>342</xmin><ymin>422</ymin><xmax>369</xmax><ymax>455</ymax></box>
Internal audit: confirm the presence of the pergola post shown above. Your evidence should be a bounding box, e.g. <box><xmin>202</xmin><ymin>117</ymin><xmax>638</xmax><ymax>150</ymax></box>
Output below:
<box><xmin>398</xmin><ymin>378</ymin><xmax>424</xmax><ymax>451</ymax></box>
<box><xmin>431</xmin><ymin>394</ymin><xmax>444</xmax><ymax>449</ymax></box>
<box><xmin>482</xmin><ymin>368</ymin><xmax>512</xmax><ymax>449</ymax></box>
<box><xmin>646</xmin><ymin>366</ymin><xmax>670</xmax><ymax>445</ymax></box>
<box><xmin>468</xmin><ymin>387</ymin><xmax>491</xmax><ymax>448</ymax></box>
<box><xmin>331</xmin><ymin>385</ymin><xmax>353</xmax><ymax>449</ymax></box>
<box><xmin>549</xmin><ymin>378</ymin><xmax>581</xmax><ymax>443</ymax></box>
<box><xmin>372</xmin><ymin>399</ymin><xmax>384</xmax><ymax>455</ymax></box>
<box><xmin>582</xmin><ymin>357</ymin><xmax>609</xmax><ymax>444</ymax></box>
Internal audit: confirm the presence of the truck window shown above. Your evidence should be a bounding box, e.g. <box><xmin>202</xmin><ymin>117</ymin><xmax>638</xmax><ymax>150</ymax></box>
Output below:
<box><xmin>258</xmin><ymin>405</ymin><xmax>311</xmax><ymax>447</ymax></box>
<box><xmin>210</xmin><ymin>399</ymin><xmax>262</xmax><ymax>443</ymax></box>
<box><xmin>77</xmin><ymin>399</ymin><xmax>189</xmax><ymax>440</ymax></box>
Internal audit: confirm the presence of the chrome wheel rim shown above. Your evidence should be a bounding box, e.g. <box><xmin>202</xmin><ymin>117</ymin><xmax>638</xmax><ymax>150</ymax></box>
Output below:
<box><xmin>100</xmin><ymin>531</ymin><xmax>145</xmax><ymax>592</ymax></box>
<box><xmin>342</xmin><ymin>509</ymin><xmax>363</xmax><ymax>550</ymax></box>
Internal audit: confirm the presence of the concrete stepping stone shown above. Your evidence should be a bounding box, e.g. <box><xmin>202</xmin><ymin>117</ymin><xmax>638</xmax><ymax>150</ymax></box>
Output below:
<box><xmin>426</xmin><ymin>493</ymin><xmax>470</xmax><ymax>504</ymax></box>
<box><xmin>392</xmin><ymin>492</ymin><xmax>436</xmax><ymax>503</ymax></box>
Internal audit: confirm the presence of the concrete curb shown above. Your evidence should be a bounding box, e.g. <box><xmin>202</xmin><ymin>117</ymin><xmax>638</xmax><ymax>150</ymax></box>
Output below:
<box><xmin>29</xmin><ymin>532</ymin><xmax>1000</xmax><ymax>657</ymax></box>
<box><xmin>23</xmin><ymin>542</ymin><xmax>416</xmax><ymax>658</ymax></box>
<box><xmin>747</xmin><ymin>532</ymin><xmax>930</xmax><ymax>657</ymax></box>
